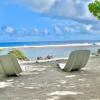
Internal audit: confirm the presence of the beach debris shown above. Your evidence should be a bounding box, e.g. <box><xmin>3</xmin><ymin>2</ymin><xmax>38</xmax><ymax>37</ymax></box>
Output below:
<box><xmin>45</xmin><ymin>55</ymin><xmax>53</xmax><ymax>59</ymax></box>
<box><xmin>36</xmin><ymin>56</ymin><xmax>44</xmax><ymax>60</ymax></box>
<box><xmin>36</xmin><ymin>55</ymin><xmax>53</xmax><ymax>62</ymax></box>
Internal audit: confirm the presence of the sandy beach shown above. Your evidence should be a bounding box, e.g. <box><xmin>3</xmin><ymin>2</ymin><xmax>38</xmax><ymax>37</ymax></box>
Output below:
<box><xmin>0</xmin><ymin>56</ymin><xmax>100</xmax><ymax>100</ymax></box>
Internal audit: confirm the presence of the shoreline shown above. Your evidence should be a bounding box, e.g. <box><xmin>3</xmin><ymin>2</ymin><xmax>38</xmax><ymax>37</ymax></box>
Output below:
<box><xmin>18</xmin><ymin>55</ymin><xmax>100</xmax><ymax>64</ymax></box>
<box><xmin>18</xmin><ymin>57</ymin><xmax>68</xmax><ymax>64</ymax></box>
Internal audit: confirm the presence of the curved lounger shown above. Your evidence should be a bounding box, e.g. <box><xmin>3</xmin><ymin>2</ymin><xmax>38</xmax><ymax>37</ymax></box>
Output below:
<box><xmin>58</xmin><ymin>50</ymin><xmax>90</xmax><ymax>72</ymax></box>
<box><xmin>0</xmin><ymin>55</ymin><xmax>22</xmax><ymax>76</ymax></box>
<box><xmin>0</xmin><ymin>63</ymin><xmax>5</xmax><ymax>78</ymax></box>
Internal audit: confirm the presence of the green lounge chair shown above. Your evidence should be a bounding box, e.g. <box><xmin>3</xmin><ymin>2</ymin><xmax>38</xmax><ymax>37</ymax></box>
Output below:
<box><xmin>0</xmin><ymin>55</ymin><xmax>22</xmax><ymax>76</ymax></box>
<box><xmin>57</xmin><ymin>50</ymin><xmax>90</xmax><ymax>72</ymax></box>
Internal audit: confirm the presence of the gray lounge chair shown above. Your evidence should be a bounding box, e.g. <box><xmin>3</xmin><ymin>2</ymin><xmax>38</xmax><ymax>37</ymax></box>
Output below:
<box><xmin>0</xmin><ymin>55</ymin><xmax>22</xmax><ymax>76</ymax></box>
<box><xmin>0</xmin><ymin>63</ymin><xmax>5</xmax><ymax>78</ymax></box>
<box><xmin>57</xmin><ymin>50</ymin><xmax>90</xmax><ymax>72</ymax></box>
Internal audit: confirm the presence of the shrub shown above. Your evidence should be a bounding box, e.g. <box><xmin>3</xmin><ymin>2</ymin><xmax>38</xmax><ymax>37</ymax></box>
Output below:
<box><xmin>88</xmin><ymin>0</ymin><xmax>100</xmax><ymax>20</ymax></box>
<box><xmin>0</xmin><ymin>48</ymin><xmax>4</xmax><ymax>52</ymax></box>
<box><xmin>8</xmin><ymin>48</ymin><xmax>29</xmax><ymax>60</ymax></box>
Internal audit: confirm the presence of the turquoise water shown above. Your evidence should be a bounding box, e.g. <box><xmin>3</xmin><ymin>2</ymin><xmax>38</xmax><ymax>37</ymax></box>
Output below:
<box><xmin>1</xmin><ymin>46</ymin><xmax>100</xmax><ymax>60</ymax></box>
<box><xmin>0</xmin><ymin>40</ymin><xmax>100</xmax><ymax>47</ymax></box>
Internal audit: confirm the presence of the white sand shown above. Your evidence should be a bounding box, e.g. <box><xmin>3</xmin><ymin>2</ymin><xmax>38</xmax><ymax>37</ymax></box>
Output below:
<box><xmin>47</xmin><ymin>91</ymin><xmax>83</xmax><ymax>96</ymax></box>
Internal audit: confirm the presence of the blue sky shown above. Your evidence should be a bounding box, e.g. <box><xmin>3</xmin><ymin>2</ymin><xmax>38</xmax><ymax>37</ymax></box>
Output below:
<box><xmin>0</xmin><ymin>0</ymin><xmax>100</xmax><ymax>42</ymax></box>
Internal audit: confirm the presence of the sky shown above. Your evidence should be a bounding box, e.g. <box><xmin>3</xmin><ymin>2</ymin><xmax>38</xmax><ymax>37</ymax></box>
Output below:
<box><xmin>0</xmin><ymin>0</ymin><xmax>100</xmax><ymax>42</ymax></box>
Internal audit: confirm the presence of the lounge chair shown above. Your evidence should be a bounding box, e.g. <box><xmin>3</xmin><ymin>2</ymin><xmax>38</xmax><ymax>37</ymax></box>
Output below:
<box><xmin>57</xmin><ymin>50</ymin><xmax>90</xmax><ymax>72</ymax></box>
<box><xmin>0</xmin><ymin>63</ymin><xmax>5</xmax><ymax>77</ymax></box>
<box><xmin>0</xmin><ymin>55</ymin><xmax>22</xmax><ymax>76</ymax></box>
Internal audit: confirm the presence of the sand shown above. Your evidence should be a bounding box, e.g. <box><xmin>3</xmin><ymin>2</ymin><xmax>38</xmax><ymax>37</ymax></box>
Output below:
<box><xmin>0</xmin><ymin>56</ymin><xmax>100</xmax><ymax>100</ymax></box>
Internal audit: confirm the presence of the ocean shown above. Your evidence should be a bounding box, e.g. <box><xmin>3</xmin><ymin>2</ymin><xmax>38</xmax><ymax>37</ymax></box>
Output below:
<box><xmin>0</xmin><ymin>40</ymin><xmax>100</xmax><ymax>60</ymax></box>
<box><xmin>0</xmin><ymin>40</ymin><xmax>100</xmax><ymax>47</ymax></box>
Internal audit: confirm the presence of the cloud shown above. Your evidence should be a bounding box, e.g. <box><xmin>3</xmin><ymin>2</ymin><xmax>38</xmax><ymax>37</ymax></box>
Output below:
<box><xmin>2</xmin><ymin>0</ymin><xmax>100</xmax><ymax>37</ymax></box>
<box><xmin>10</xmin><ymin>0</ymin><xmax>100</xmax><ymax>35</ymax></box>
<box><xmin>48</xmin><ymin>0</ymin><xmax>94</xmax><ymax>20</ymax></box>
<box><xmin>85</xmin><ymin>24</ymin><xmax>100</xmax><ymax>34</ymax></box>
<box><xmin>32</xmin><ymin>28</ymin><xmax>38</xmax><ymax>34</ymax></box>
<box><xmin>12</xmin><ymin>0</ymin><xmax>92</xmax><ymax>20</ymax></box>
<box><xmin>85</xmin><ymin>24</ymin><xmax>93</xmax><ymax>32</ymax></box>
<box><xmin>53</xmin><ymin>19</ymin><xmax>100</xmax><ymax>35</ymax></box>
<box><xmin>19</xmin><ymin>27</ymin><xmax>49</xmax><ymax>36</ymax></box>
<box><xmin>54</xmin><ymin>25</ymin><xmax>62</xmax><ymax>34</ymax></box>
<box><xmin>43</xmin><ymin>28</ymin><xmax>49</xmax><ymax>35</ymax></box>
<box><xmin>63</xmin><ymin>26</ymin><xmax>75</xmax><ymax>33</ymax></box>
<box><xmin>1</xmin><ymin>26</ymin><xmax>15</xmax><ymax>33</ymax></box>
<box><xmin>12</xmin><ymin>0</ymin><xmax>56</xmax><ymax>13</ymax></box>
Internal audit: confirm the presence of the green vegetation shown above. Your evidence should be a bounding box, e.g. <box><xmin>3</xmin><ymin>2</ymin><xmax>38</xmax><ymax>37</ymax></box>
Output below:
<box><xmin>0</xmin><ymin>48</ymin><xmax>4</xmax><ymax>52</ymax></box>
<box><xmin>8</xmin><ymin>48</ymin><xmax>29</xmax><ymax>60</ymax></box>
<box><xmin>88</xmin><ymin>0</ymin><xmax>100</xmax><ymax>20</ymax></box>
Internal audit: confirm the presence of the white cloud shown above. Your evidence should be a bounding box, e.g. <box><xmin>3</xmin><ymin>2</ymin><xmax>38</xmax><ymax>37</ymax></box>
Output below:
<box><xmin>1</xmin><ymin>26</ymin><xmax>14</xmax><ymax>33</ymax></box>
<box><xmin>86</xmin><ymin>24</ymin><xmax>93</xmax><ymax>32</ymax></box>
<box><xmin>85</xmin><ymin>24</ymin><xmax>100</xmax><ymax>34</ymax></box>
<box><xmin>10</xmin><ymin>0</ymin><xmax>100</xmax><ymax>36</ymax></box>
<box><xmin>3</xmin><ymin>0</ymin><xmax>100</xmax><ymax>36</ymax></box>
<box><xmin>63</xmin><ymin>26</ymin><xmax>75</xmax><ymax>33</ymax></box>
<box><xmin>32</xmin><ymin>28</ymin><xmax>38</xmax><ymax>34</ymax></box>
<box><xmin>54</xmin><ymin>25</ymin><xmax>62</xmax><ymax>34</ymax></box>
<box><xmin>53</xmin><ymin>20</ymin><xmax>100</xmax><ymax>35</ymax></box>
<box><xmin>43</xmin><ymin>28</ymin><xmax>48</xmax><ymax>35</ymax></box>
<box><xmin>13</xmin><ymin>0</ymin><xmax>56</xmax><ymax>13</ymax></box>
<box><xmin>49</xmin><ymin>0</ymin><xmax>92</xmax><ymax>19</ymax></box>
<box><xmin>12</xmin><ymin>0</ymin><xmax>92</xmax><ymax>20</ymax></box>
